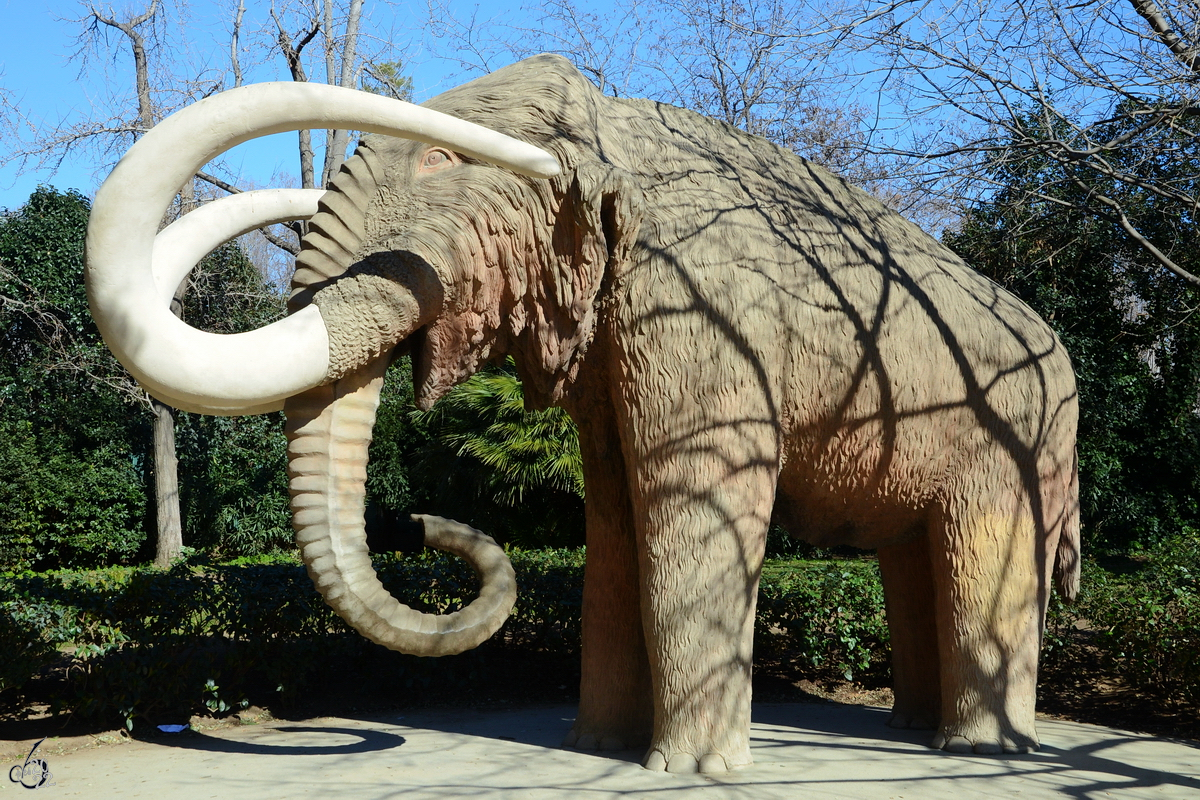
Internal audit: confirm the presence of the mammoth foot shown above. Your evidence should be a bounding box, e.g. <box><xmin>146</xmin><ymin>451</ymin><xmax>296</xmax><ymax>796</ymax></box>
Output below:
<box><xmin>642</xmin><ymin>749</ymin><xmax>744</xmax><ymax>774</ymax></box>
<box><xmin>930</xmin><ymin>726</ymin><xmax>1039</xmax><ymax>755</ymax></box>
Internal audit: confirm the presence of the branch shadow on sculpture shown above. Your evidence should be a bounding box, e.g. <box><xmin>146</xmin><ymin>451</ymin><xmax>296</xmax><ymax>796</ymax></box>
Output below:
<box><xmin>85</xmin><ymin>54</ymin><xmax>1079</xmax><ymax>774</ymax></box>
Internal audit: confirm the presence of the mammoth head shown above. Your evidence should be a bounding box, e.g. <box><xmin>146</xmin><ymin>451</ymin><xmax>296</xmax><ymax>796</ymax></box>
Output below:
<box><xmin>291</xmin><ymin>57</ymin><xmax>643</xmax><ymax>410</ymax></box>
<box><xmin>84</xmin><ymin>56</ymin><xmax>637</xmax><ymax>657</ymax></box>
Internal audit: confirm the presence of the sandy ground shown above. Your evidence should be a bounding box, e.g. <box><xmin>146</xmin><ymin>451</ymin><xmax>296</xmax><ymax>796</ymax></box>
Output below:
<box><xmin>5</xmin><ymin>702</ymin><xmax>1198</xmax><ymax>799</ymax></box>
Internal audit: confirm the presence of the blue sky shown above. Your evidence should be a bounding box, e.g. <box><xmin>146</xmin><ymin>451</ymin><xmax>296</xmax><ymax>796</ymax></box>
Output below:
<box><xmin>3</xmin><ymin>1</ymin><xmax>1127</xmax><ymax>220</ymax></box>
<box><xmin>1</xmin><ymin>1</ymin><xmax>100</xmax><ymax>206</ymax></box>
<box><xmin>0</xmin><ymin>1</ymin><xmax>949</xmax><ymax>214</ymax></box>
<box><xmin>0</xmin><ymin>0</ymin><xmax>520</xmax><ymax>211</ymax></box>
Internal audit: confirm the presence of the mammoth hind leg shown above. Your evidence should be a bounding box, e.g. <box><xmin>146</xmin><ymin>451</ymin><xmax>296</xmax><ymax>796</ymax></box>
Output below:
<box><xmin>878</xmin><ymin>528</ymin><xmax>942</xmax><ymax>731</ymax></box>
<box><xmin>927</xmin><ymin>498</ymin><xmax>1044</xmax><ymax>755</ymax></box>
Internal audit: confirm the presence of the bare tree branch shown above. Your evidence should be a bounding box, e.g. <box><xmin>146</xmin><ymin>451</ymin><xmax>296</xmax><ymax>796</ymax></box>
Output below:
<box><xmin>1129</xmin><ymin>0</ymin><xmax>1200</xmax><ymax>75</ymax></box>
<box><xmin>231</xmin><ymin>0</ymin><xmax>246</xmax><ymax>88</ymax></box>
<box><xmin>195</xmin><ymin>169</ymin><xmax>243</xmax><ymax>195</ymax></box>
<box><xmin>1086</xmin><ymin>182</ymin><xmax>1200</xmax><ymax>286</ymax></box>
<box><xmin>89</xmin><ymin>0</ymin><xmax>160</xmax><ymax>128</ymax></box>
<box><xmin>271</xmin><ymin>2</ymin><xmax>321</xmax><ymax>190</ymax></box>
<box><xmin>322</xmin><ymin>0</ymin><xmax>365</xmax><ymax>184</ymax></box>
<box><xmin>259</xmin><ymin>224</ymin><xmax>301</xmax><ymax>255</ymax></box>
<box><xmin>0</xmin><ymin>261</ymin><xmax>149</xmax><ymax>408</ymax></box>
<box><xmin>194</xmin><ymin>171</ymin><xmax>302</xmax><ymax>256</ymax></box>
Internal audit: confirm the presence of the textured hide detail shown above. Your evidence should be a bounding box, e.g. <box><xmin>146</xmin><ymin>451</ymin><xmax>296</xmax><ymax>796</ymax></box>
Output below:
<box><xmin>311</xmin><ymin>253</ymin><xmax>443</xmax><ymax>382</ymax></box>
<box><xmin>290</xmin><ymin>141</ymin><xmax>384</xmax><ymax>311</ymax></box>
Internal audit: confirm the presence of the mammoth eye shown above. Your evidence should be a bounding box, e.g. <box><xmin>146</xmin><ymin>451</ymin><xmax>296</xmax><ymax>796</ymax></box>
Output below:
<box><xmin>419</xmin><ymin>148</ymin><xmax>458</xmax><ymax>172</ymax></box>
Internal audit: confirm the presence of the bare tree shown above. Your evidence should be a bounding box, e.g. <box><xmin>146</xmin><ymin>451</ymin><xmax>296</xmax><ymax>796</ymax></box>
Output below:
<box><xmin>269</xmin><ymin>4</ymin><xmax>322</xmax><ymax>192</ymax></box>
<box><xmin>428</xmin><ymin>0</ymin><xmax>1200</xmax><ymax>245</ymax></box>
<box><xmin>794</xmin><ymin>0</ymin><xmax>1200</xmax><ymax>277</ymax></box>
<box><xmin>231</xmin><ymin>0</ymin><xmax>247</xmax><ymax>88</ymax></box>
<box><xmin>264</xmin><ymin>0</ymin><xmax>369</xmax><ymax>188</ymax></box>
<box><xmin>426</xmin><ymin>0</ymin><xmax>903</xmax><ymax>193</ymax></box>
<box><xmin>79</xmin><ymin>1</ymin><xmax>189</xmax><ymax>567</ymax></box>
<box><xmin>322</xmin><ymin>0</ymin><xmax>365</xmax><ymax>182</ymax></box>
<box><xmin>1</xmin><ymin>1</ymin><xmax>225</xmax><ymax>182</ymax></box>
<box><xmin>197</xmin><ymin>0</ymin><xmax>373</xmax><ymax>252</ymax></box>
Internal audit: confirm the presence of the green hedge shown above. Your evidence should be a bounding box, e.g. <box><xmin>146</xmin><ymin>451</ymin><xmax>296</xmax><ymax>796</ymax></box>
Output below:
<box><xmin>3</xmin><ymin>543</ymin><xmax>1196</xmax><ymax>731</ymax></box>
<box><xmin>1047</xmin><ymin>535</ymin><xmax>1200</xmax><ymax>705</ymax></box>
<box><xmin>756</xmin><ymin>560</ymin><xmax>889</xmax><ymax>682</ymax></box>
<box><xmin>0</xmin><ymin>552</ymin><xmax>889</xmax><ymax>729</ymax></box>
<box><xmin>0</xmin><ymin>549</ymin><xmax>588</xmax><ymax>729</ymax></box>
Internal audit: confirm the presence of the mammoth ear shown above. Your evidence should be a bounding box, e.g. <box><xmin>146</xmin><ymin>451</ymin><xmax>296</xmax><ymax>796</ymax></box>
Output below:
<box><xmin>568</xmin><ymin>162</ymin><xmax>645</xmax><ymax>279</ymax></box>
<box><xmin>521</xmin><ymin>161</ymin><xmax>643</xmax><ymax>408</ymax></box>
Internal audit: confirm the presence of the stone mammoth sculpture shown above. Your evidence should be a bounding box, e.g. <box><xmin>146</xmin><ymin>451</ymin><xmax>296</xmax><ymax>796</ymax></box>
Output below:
<box><xmin>86</xmin><ymin>54</ymin><xmax>1080</xmax><ymax>773</ymax></box>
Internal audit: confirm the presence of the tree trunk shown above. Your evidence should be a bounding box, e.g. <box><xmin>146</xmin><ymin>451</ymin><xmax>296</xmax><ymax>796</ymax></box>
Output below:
<box><xmin>92</xmin><ymin>1</ymin><xmax>187</xmax><ymax>568</ymax></box>
<box><xmin>322</xmin><ymin>0</ymin><xmax>364</xmax><ymax>185</ymax></box>
<box><xmin>152</xmin><ymin>397</ymin><xmax>183</xmax><ymax>567</ymax></box>
<box><xmin>151</xmin><ymin>179</ymin><xmax>195</xmax><ymax>568</ymax></box>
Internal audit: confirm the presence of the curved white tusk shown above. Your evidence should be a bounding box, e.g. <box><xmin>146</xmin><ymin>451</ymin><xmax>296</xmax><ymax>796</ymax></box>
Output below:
<box><xmin>162</xmin><ymin>397</ymin><xmax>287</xmax><ymax>416</ymax></box>
<box><xmin>152</xmin><ymin>188</ymin><xmax>326</xmax><ymax>305</ymax></box>
<box><xmin>87</xmin><ymin>82</ymin><xmax>561</xmax><ymax>413</ymax></box>
<box><xmin>146</xmin><ymin>188</ymin><xmax>328</xmax><ymax>417</ymax></box>
<box><xmin>145</xmin><ymin>188</ymin><xmax>327</xmax><ymax>416</ymax></box>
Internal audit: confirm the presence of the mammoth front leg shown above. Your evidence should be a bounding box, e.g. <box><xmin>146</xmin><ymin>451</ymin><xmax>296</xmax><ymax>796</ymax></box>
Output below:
<box><xmin>564</xmin><ymin>407</ymin><xmax>653</xmax><ymax>751</ymax></box>
<box><xmin>628</xmin><ymin>428</ymin><xmax>777</xmax><ymax>774</ymax></box>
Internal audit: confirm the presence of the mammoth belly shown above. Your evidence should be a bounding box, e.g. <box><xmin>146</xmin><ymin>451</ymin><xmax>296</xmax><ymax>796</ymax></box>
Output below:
<box><xmin>770</xmin><ymin>425</ymin><xmax>956</xmax><ymax>550</ymax></box>
<box><xmin>770</xmin><ymin>481</ymin><xmax>927</xmax><ymax>550</ymax></box>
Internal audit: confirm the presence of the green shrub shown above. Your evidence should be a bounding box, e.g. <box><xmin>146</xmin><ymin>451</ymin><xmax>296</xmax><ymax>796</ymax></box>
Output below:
<box><xmin>0</xmin><ymin>551</ymin><xmax>895</xmax><ymax>728</ymax></box>
<box><xmin>0</xmin><ymin>419</ymin><xmax>146</xmax><ymax>571</ymax></box>
<box><xmin>175</xmin><ymin>412</ymin><xmax>292</xmax><ymax>558</ymax></box>
<box><xmin>757</xmin><ymin>560</ymin><xmax>890</xmax><ymax>681</ymax></box>
<box><xmin>9</xmin><ymin>534</ymin><xmax>1198</xmax><ymax>729</ymax></box>
<box><xmin>0</xmin><ymin>597</ymin><xmax>61</xmax><ymax>697</ymax></box>
<box><xmin>1075</xmin><ymin>534</ymin><xmax>1200</xmax><ymax>703</ymax></box>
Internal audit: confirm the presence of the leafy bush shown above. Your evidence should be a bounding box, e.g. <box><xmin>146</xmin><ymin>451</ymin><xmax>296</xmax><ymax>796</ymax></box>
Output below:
<box><xmin>1072</xmin><ymin>533</ymin><xmax>1200</xmax><ymax>703</ymax></box>
<box><xmin>0</xmin><ymin>189</ymin><xmax>300</xmax><ymax>569</ymax></box>
<box><xmin>0</xmin><ymin>551</ymin><xmax>889</xmax><ymax>728</ymax></box>
<box><xmin>0</xmin><ymin>188</ymin><xmax>151</xmax><ymax>572</ymax></box>
<box><xmin>0</xmin><ymin>597</ymin><xmax>61</xmax><ymax>696</ymax></box>
<box><xmin>0</xmin><ymin>419</ymin><xmax>147</xmax><ymax>571</ymax></box>
<box><xmin>175</xmin><ymin>412</ymin><xmax>292</xmax><ymax>558</ymax></box>
<box><xmin>757</xmin><ymin>560</ymin><xmax>890</xmax><ymax>682</ymax></box>
<box><xmin>13</xmin><ymin>543</ymin><xmax>1196</xmax><ymax>730</ymax></box>
<box><xmin>0</xmin><ymin>549</ymin><xmax>585</xmax><ymax>727</ymax></box>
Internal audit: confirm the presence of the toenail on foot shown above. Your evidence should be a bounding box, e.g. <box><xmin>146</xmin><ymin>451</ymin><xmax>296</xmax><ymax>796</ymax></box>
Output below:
<box><xmin>643</xmin><ymin>750</ymin><xmax>667</xmax><ymax>771</ymax></box>
<box><xmin>944</xmin><ymin>735</ymin><xmax>973</xmax><ymax>753</ymax></box>
<box><xmin>698</xmin><ymin>753</ymin><xmax>729</xmax><ymax>773</ymax></box>
<box><xmin>666</xmin><ymin>753</ymin><xmax>699</xmax><ymax>773</ymax></box>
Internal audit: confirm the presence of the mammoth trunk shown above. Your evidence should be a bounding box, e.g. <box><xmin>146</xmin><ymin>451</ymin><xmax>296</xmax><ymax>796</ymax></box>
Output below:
<box><xmin>284</xmin><ymin>356</ymin><xmax>516</xmax><ymax>656</ymax></box>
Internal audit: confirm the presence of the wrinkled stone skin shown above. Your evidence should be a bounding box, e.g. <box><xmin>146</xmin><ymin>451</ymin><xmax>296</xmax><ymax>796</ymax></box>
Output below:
<box><xmin>296</xmin><ymin>54</ymin><xmax>1080</xmax><ymax>773</ymax></box>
